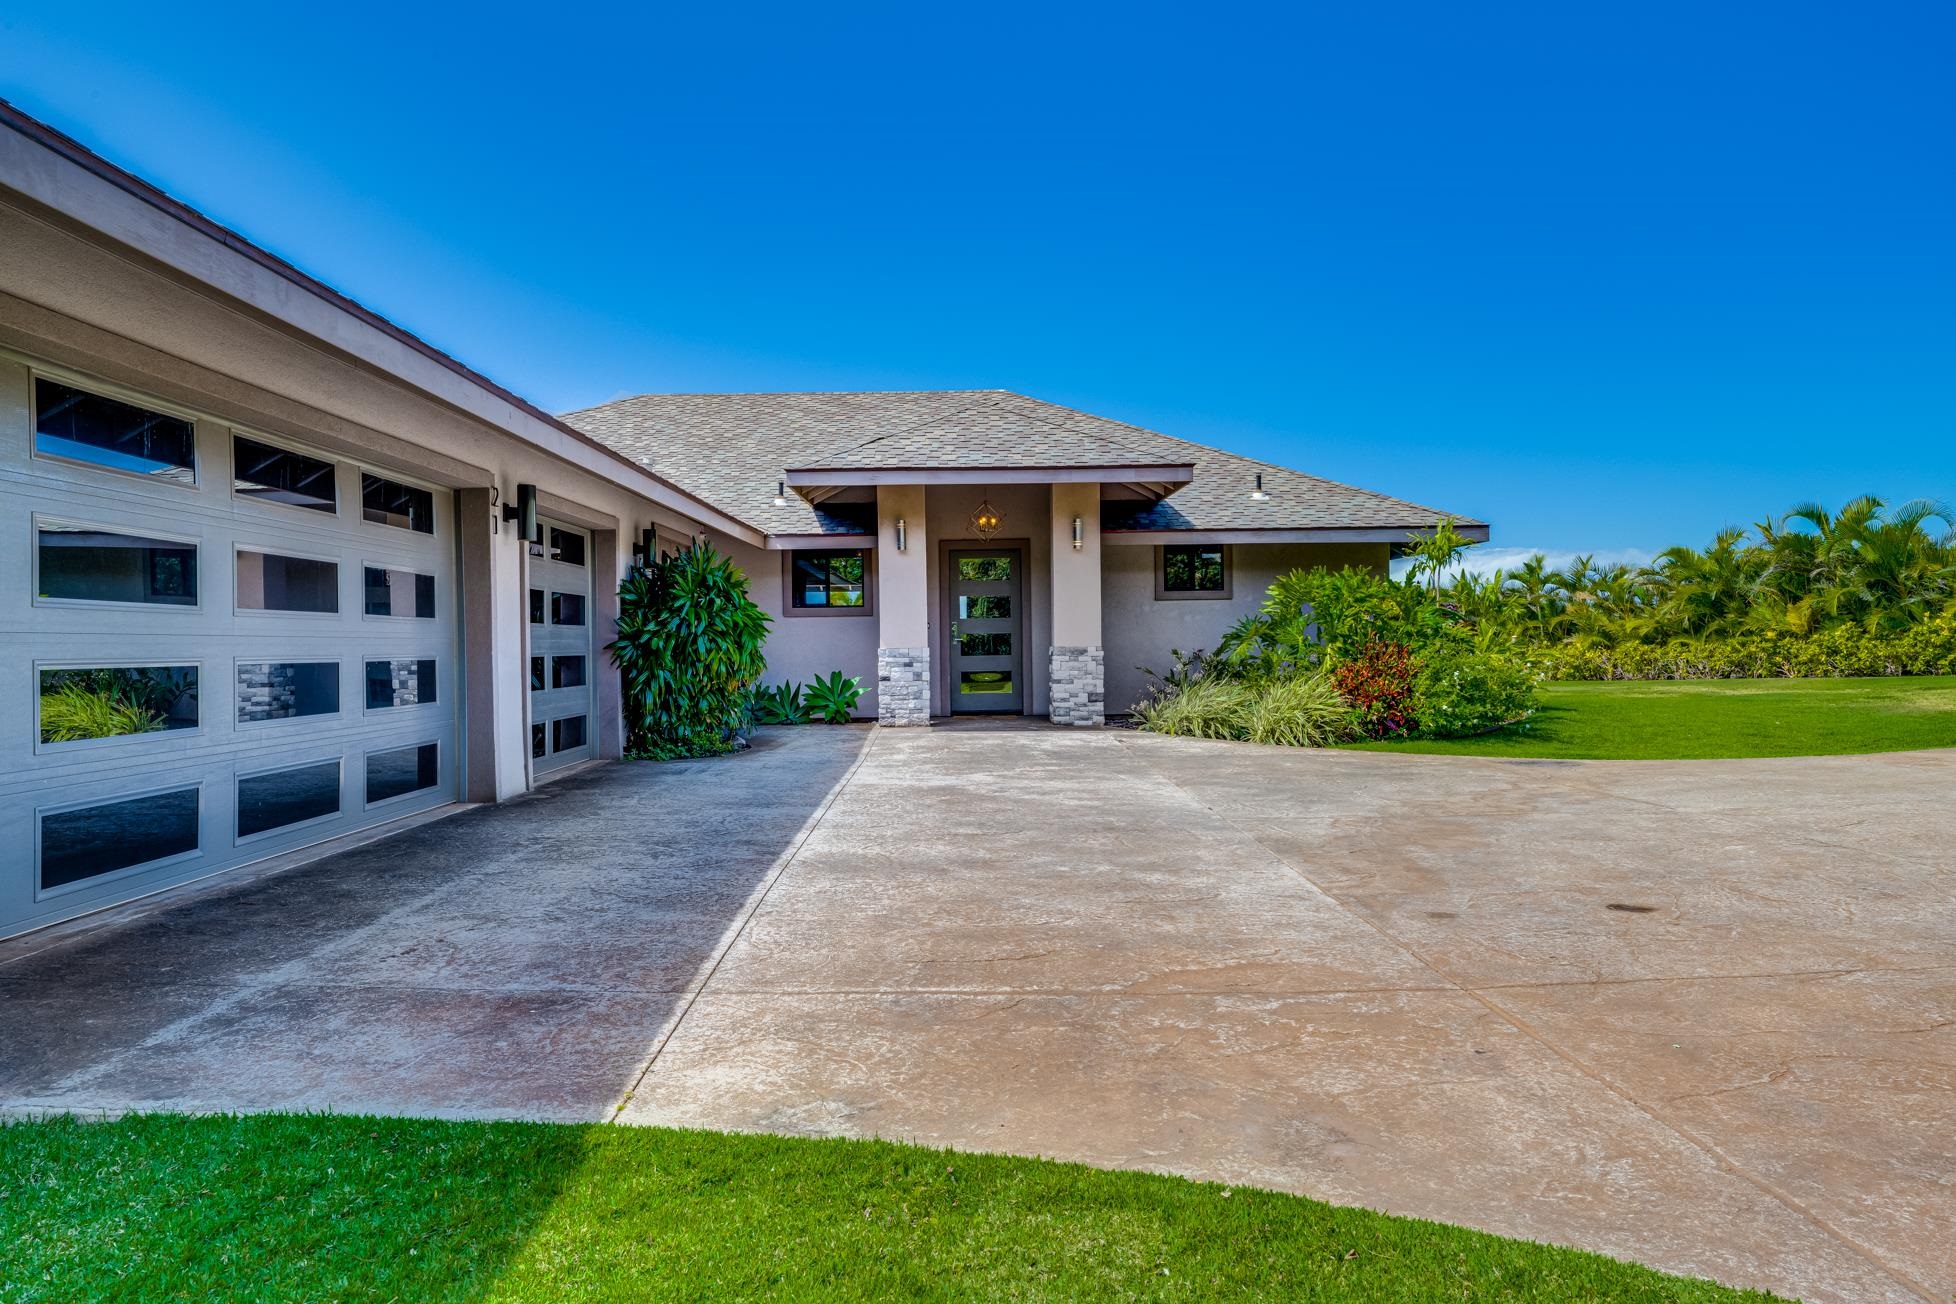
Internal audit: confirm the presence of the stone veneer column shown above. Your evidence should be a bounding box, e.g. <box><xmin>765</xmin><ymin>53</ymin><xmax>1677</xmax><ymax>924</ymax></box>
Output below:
<box><xmin>1048</xmin><ymin>481</ymin><xmax>1104</xmax><ymax>725</ymax></box>
<box><xmin>1048</xmin><ymin>645</ymin><xmax>1105</xmax><ymax>726</ymax></box>
<box><xmin>875</xmin><ymin>483</ymin><xmax>931</xmax><ymax>725</ymax></box>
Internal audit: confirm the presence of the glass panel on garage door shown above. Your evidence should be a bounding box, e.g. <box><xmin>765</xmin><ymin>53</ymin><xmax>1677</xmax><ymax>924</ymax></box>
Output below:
<box><xmin>529</xmin><ymin>519</ymin><xmax>595</xmax><ymax>776</ymax></box>
<box><xmin>0</xmin><ymin>363</ymin><xmax>460</xmax><ymax>940</ymax></box>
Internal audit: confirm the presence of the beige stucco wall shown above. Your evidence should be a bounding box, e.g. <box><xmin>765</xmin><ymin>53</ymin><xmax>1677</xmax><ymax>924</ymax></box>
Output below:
<box><xmin>1049</xmin><ymin>482</ymin><xmax>1102</xmax><ymax>648</ymax></box>
<box><xmin>712</xmin><ymin>531</ymin><xmax>880</xmax><ymax>719</ymax></box>
<box><xmin>1101</xmin><ymin>541</ymin><xmax>1390</xmax><ymax>714</ymax></box>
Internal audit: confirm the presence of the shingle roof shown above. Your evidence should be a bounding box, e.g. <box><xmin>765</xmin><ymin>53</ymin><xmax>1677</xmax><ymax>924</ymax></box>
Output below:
<box><xmin>559</xmin><ymin>389</ymin><xmax>1482</xmax><ymax>537</ymax></box>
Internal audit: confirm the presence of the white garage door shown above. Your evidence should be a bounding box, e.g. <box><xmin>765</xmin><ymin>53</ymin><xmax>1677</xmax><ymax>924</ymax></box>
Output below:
<box><xmin>529</xmin><ymin>517</ymin><xmax>596</xmax><ymax>776</ymax></box>
<box><xmin>0</xmin><ymin>359</ymin><xmax>459</xmax><ymax>939</ymax></box>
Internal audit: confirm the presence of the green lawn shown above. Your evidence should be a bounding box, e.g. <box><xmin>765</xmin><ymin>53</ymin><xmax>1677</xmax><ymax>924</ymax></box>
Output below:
<box><xmin>1353</xmin><ymin>675</ymin><xmax>1956</xmax><ymax>760</ymax></box>
<box><xmin>0</xmin><ymin>1113</ymin><xmax>1772</xmax><ymax>1301</ymax></box>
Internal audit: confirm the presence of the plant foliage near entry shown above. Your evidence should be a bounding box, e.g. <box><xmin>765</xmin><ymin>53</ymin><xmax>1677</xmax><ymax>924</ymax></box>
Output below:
<box><xmin>750</xmin><ymin>681</ymin><xmax>810</xmax><ymax>725</ymax></box>
<box><xmin>804</xmin><ymin>670</ymin><xmax>864</xmax><ymax>723</ymax></box>
<box><xmin>608</xmin><ymin>542</ymin><xmax>769</xmax><ymax>760</ymax></box>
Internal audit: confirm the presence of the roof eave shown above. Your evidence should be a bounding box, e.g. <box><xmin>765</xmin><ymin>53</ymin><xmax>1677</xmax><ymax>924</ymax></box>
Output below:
<box><xmin>784</xmin><ymin>464</ymin><xmax>1195</xmax><ymax>488</ymax></box>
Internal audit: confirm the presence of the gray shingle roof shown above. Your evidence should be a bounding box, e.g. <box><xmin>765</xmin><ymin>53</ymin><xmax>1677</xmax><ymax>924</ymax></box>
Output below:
<box><xmin>559</xmin><ymin>389</ymin><xmax>1482</xmax><ymax>537</ymax></box>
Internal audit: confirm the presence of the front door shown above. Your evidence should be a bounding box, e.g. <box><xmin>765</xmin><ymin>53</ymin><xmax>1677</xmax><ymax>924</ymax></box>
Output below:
<box><xmin>949</xmin><ymin>548</ymin><xmax>1023</xmax><ymax>713</ymax></box>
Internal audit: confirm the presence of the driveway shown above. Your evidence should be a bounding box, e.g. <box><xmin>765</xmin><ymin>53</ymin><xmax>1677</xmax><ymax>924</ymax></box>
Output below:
<box><xmin>2</xmin><ymin>728</ymin><xmax>1950</xmax><ymax>1303</ymax></box>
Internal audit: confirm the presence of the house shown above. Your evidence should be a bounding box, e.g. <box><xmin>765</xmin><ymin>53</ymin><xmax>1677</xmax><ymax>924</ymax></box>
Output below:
<box><xmin>0</xmin><ymin>98</ymin><xmax>1482</xmax><ymax>940</ymax></box>
<box><xmin>563</xmin><ymin>392</ymin><xmax>1484</xmax><ymax>723</ymax></box>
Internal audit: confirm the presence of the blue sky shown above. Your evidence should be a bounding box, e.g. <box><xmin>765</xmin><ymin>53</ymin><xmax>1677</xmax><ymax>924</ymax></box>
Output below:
<box><xmin>3</xmin><ymin>2</ymin><xmax>1951</xmax><ymax>559</ymax></box>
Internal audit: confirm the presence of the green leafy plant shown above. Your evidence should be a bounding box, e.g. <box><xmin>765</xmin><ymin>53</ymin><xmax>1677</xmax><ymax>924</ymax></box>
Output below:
<box><xmin>1410</xmin><ymin>647</ymin><xmax>1538</xmax><ymax>737</ymax></box>
<box><xmin>1245</xmin><ymin>672</ymin><xmax>1355</xmax><ymax>747</ymax></box>
<box><xmin>803</xmin><ymin>670</ymin><xmax>864</xmax><ymax>724</ymax></box>
<box><xmin>39</xmin><ymin>681</ymin><xmax>165</xmax><ymax>743</ymax></box>
<box><xmin>1132</xmin><ymin>675</ymin><xmax>1254</xmax><ymax>740</ymax></box>
<box><xmin>751</xmin><ymin>681</ymin><xmax>810</xmax><ymax>725</ymax></box>
<box><xmin>608</xmin><ymin>542</ymin><xmax>770</xmax><ymax>759</ymax></box>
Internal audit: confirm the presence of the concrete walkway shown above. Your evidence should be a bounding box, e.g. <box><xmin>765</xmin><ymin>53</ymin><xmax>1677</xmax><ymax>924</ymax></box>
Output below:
<box><xmin>2</xmin><ymin>727</ymin><xmax>1950</xmax><ymax>1302</ymax></box>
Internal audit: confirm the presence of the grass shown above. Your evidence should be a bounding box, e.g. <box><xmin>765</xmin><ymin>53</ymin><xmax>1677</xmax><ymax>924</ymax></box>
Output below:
<box><xmin>1352</xmin><ymin>675</ymin><xmax>1956</xmax><ymax>760</ymax></box>
<box><xmin>0</xmin><ymin>1113</ymin><xmax>1775</xmax><ymax>1301</ymax></box>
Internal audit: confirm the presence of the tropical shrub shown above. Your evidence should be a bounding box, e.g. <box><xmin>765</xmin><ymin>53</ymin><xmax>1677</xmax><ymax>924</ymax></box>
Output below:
<box><xmin>1411</xmin><ymin>648</ymin><xmax>1538</xmax><ymax>736</ymax></box>
<box><xmin>1217</xmin><ymin>566</ymin><xmax>1454</xmax><ymax>677</ymax></box>
<box><xmin>1131</xmin><ymin>675</ymin><xmax>1255</xmax><ymax>740</ymax></box>
<box><xmin>1331</xmin><ymin>641</ymin><xmax>1419</xmax><ymax>739</ymax></box>
<box><xmin>751</xmin><ymin>682</ymin><xmax>809</xmax><ymax>725</ymax></box>
<box><xmin>804</xmin><ymin>670</ymin><xmax>864</xmax><ymax>723</ymax></box>
<box><xmin>39</xmin><ymin>681</ymin><xmax>164</xmax><ymax>743</ymax></box>
<box><xmin>1245</xmin><ymin>672</ymin><xmax>1355</xmax><ymax>747</ymax></box>
<box><xmin>608</xmin><ymin>542</ymin><xmax>770</xmax><ymax>760</ymax></box>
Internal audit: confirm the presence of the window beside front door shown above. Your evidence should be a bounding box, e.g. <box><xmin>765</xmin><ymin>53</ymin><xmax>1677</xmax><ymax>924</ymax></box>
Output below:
<box><xmin>786</xmin><ymin>549</ymin><xmax>871</xmax><ymax>614</ymax></box>
<box><xmin>1156</xmin><ymin>545</ymin><xmax>1231</xmax><ymax>600</ymax></box>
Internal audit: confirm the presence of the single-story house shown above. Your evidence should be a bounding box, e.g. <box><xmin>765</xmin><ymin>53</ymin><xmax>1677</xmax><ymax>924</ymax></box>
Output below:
<box><xmin>0</xmin><ymin>98</ymin><xmax>1483</xmax><ymax>939</ymax></box>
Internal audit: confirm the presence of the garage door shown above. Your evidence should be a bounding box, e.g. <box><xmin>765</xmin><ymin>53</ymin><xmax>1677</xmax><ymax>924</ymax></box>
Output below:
<box><xmin>529</xmin><ymin>517</ymin><xmax>596</xmax><ymax>776</ymax></box>
<box><xmin>0</xmin><ymin>359</ymin><xmax>459</xmax><ymax>939</ymax></box>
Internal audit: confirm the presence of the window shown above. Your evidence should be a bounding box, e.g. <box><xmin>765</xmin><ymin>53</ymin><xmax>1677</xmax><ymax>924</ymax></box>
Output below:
<box><xmin>365</xmin><ymin>659</ymin><xmax>437</xmax><ymax>709</ymax></box>
<box><xmin>237</xmin><ymin>662</ymin><xmax>340</xmax><ymax>723</ymax></box>
<box><xmin>957</xmin><ymin>632</ymin><xmax>1012</xmax><ymax>657</ymax></box>
<box><xmin>1157</xmin><ymin>545</ymin><xmax>1231</xmax><ymax>600</ymax></box>
<box><xmin>552</xmin><ymin>715</ymin><xmax>587</xmax><ymax>752</ymax></box>
<box><xmin>37</xmin><ymin>523</ymin><xmax>197</xmax><ymax>607</ymax></box>
<box><xmin>957</xmin><ymin>594</ymin><xmax>1010</xmax><ymax>620</ymax></box>
<box><xmin>529</xmin><ymin>588</ymin><xmax>545</xmax><ymax>624</ymax></box>
<box><xmin>40</xmin><ymin>787</ymin><xmax>199</xmax><ymax>891</ymax></box>
<box><xmin>552</xmin><ymin>656</ymin><xmax>587</xmax><ymax>689</ymax></box>
<box><xmin>530</xmin><ymin>657</ymin><xmax>546</xmax><ymax>691</ymax></box>
<box><xmin>365</xmin><ymin>742</ymin><xmax>439</xmax><ymax>804</ymax></box>
<box><xmin>364</xmin><ymin>566</ymin><xmax>435</xmax><ymax>618</ymax></box>
<box><xmin>34</xmin><ymin>377</ymin><xmax>196</xmax><ymax>485</ymax></box>
<box><xmin>549</xmin><ymin>527</ymin><xmax>586</xmax><ymax>566</ymax></box>
<box><xmin>233</xmin><ymin>435</ymin><xmax>335</xmax><ymax>513</ymax></box>
<box><xmin>238</xmin><ymin>761</ymin><xmax>341</xmax><ymax>839</ymax></box>
<box><xmin>551</xmin><ymin>592</ymin><xmax>585</xmax><ymax>626</ymax></box>
<box><xmin>789</xmin><ymin>550</ymin><xmax>868</xmax><ymax>610</ymax></box>
<box><xmin>531</xmin><ymin>723</ymin><xmax>547</xmax><ymax>758</ymax></box>
<box><xmin>39</xmin><ymin>666</ymin><xmax>198</xmax><ymax>745</ymax></box>
<box><xmin>237</xmin><ymin>550</ymin><xmax>339</xmax><ymax>613</ymax></box>
<box><xmin>361</xmin><ymin>473</ymin><xmax>435</xmax><ymax>534</ymax></box>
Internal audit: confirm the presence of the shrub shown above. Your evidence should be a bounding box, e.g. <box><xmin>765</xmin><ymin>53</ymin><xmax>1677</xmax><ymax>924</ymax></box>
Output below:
<box><xmin>608</xmin><ymin>542</ymin><xmax>770</xmax><ymax>759</ymax></box>
<box><xmin>751</xmin><ymin>682</ymin><xmax>809</xmax><ymax>725</ymax></box>
<box><xmin>1245</xmin><ymin>672</ymin><xmax>1355</xmax><ymax>747</ymax></box>
<box><xmin>1132</xmin><ymin>675</ymin><xmax>1255</xmax><ymax>740</ymax></box>
<box><xmin>1331</xmin><ymin>641</ymin><xmax>1419</xmax><ymax>739</ymax></box>
<box><xmin>39</xmin><ymin>682</ymin><xmax>164</xmax><ymax>743</ymax></box>
<box><xmin>1531</xmin><ymin>614</ymin><xmax>1956</xmax><ymax>682</ymax></box>
<box><xmin>1411</xmin><ymin>648</ymin><xmax>1538</xmax><ymax>737</ymax></box>
<box><xmin>804</xmin><ymin>670</ymin><xmax>864</xmax><ymax>723</ymax></box>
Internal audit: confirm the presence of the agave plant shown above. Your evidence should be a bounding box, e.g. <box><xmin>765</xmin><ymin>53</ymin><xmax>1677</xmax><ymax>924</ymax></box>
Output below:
<box><xmin>751</xmin><ymin>681</ymin><xmax>810</xmax><ymax>725</ymax></box>
<box><xmin>803</xmin><ymin>670</ymin><xmax>864</xmax><ymax>724</ymax></box>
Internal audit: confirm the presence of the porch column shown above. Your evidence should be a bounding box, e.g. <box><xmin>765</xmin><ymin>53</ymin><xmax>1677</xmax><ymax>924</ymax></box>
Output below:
<box><xmin>875</xmin><ymin>483</ymin><xmax>931</xmax><ymax>725</ymax></box>
<box><xmin>1049</xmin><ymin>482</ymin><xmax>1105</xmax><ymax>725</ymax></box>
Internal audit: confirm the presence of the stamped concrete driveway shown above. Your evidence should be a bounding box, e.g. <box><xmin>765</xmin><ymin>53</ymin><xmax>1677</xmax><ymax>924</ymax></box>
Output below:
<box><xmin>3</xmin><ymin>727</ymin><xmax>1951</xmax><ymax>1302</ymax></box>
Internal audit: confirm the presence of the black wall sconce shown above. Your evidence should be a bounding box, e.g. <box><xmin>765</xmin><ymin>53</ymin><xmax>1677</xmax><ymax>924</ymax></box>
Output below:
<box><xmin>502</xmin><ymin>483</ymin><xmax>539</xmax><ymax>542</ymax></box>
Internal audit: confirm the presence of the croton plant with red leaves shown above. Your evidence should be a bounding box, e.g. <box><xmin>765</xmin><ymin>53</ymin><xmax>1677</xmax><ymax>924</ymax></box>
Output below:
<box><xmin>1331</xmin><ymin>640</ymin><xmax>1419</xmax><ymax>738</ymax></box>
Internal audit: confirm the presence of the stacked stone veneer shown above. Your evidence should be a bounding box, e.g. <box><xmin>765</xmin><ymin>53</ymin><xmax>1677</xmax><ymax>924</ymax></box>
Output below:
<box><xmin>237</xmin><ymin>662</ymin><xmax>300</xmax><ymax>722</ymax></box>
<box><xmin>1049</xmin><ymin>645</ymin><xmax>1105</xmax><ymax>726</ymax></box>
<box><xmin>877</xmin><ymin>646</ymin><xmax>931</xmax><ymax>726</ymax></box>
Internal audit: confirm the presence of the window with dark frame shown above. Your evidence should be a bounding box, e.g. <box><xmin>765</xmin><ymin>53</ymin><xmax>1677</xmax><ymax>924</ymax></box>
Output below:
<box><xmin>790</xmin><ymin>550</ymin><xmax>867</xmax><ymax>608</ymax></box>
<box><xmin>1161</xmin><ymin>545</ymin><xmax>1227</xmax><ymax>594</ymax></box>
<box><xmin>548</xmin><ymin>527</ymin><xmax>586</xmax><ymax>567</ymax></box>
<box><xmin>361</xmin><ymin>473</ymin><xmax>435</xmax><ymax>534</ymax></box>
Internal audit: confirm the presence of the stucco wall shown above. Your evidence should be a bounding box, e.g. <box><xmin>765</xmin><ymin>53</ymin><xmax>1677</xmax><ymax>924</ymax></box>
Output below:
<box><xmin>1102</xmin><ymin>541</ymin><xmax>1389</xmax><ymax>714</ymax></box>
<box><xmin>715</xmin><ymin>532</ymin><xmax>880</xmax><ymax>719</ymax></box>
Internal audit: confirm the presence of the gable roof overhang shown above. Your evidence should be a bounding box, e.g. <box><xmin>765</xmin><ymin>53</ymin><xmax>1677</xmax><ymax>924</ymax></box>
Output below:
<box><xmin>1102</xmin><ymin>522</ymin><xmax>1493</xmax><ymax>546</ymax></box>
<box><xmin>784</xmin><ymin>462</ymin><xmax>1194</xmax><ymax>494</ymax></box>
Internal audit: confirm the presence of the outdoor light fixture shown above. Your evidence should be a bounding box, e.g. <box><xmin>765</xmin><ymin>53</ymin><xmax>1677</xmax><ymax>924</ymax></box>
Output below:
<box><xmin>1071</xmin><ymin>515</ymin><xmax>1084</xmax><ymax>550</ymax></box>
<box><xmin>1250</xmin><ymin>473</ymin><xmax>1269</xmax><ymax>501</ymax></box>
<box><xmin>772</xmin><ymin>480</ymin><xmax>788</xmax><ymax>507</ymax></box>
<box><xmin>969</xmin><ymin>498</ymin><xmax>1004</xmax><ymax>540</ymax></box>
<box><xmin>895</xmin><ymin>517</ymin><xmax>908</xmax><ymax>552</ymax></box>
<box><xmin>635</xmin><ymin>527</ymin><xmax>654</xmax><ymax>568</ymax></box>
<box><xmin>501</xmin><ymin>482</ymin><xmax>540</xmax><ymax>542</ymax></box>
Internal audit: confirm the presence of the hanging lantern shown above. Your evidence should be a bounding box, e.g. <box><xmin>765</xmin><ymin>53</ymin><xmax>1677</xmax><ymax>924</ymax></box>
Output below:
<box><xmin>968</xmin><ymin>498</ymin><xmax>1004</xmax><ymax>540</ymax></box>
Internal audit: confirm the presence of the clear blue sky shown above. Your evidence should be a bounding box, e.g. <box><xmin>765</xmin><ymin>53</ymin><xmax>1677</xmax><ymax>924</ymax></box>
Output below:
<box><xmin>4</xmin><ymin>2</ymin><xmax>1951</xmax><ymax>563</ymax></box>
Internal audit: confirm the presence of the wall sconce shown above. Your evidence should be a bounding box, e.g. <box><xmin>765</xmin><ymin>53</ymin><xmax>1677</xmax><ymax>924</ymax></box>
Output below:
<box><xmin>895</xmin><ymin>517</ymin><xmax>908</xmax><ymax>552</ymax></box>
<box><xmin>772</xmin><ymin>480</ymin><xmax>788</xmax><ymax>507</ymax></box>
<box><xmin>1250</xmin><ymin>473</ymin><xmax>1269</xmax><ymax>501</ymax></box>
<box><xmin>1071</xmin><ymin>515</ymin><xmax>1084</xmax><ymax>551</ymax></box>
<box><xmin>501</xmin><ymin>482</ymin><xmax>540</xmax><ymax>542</ymax></box>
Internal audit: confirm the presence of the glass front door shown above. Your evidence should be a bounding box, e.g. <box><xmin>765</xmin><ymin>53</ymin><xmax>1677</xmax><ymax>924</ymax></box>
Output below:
<box><xmin>949</xmin><ymin>548</ymin><xmax>1022</xmax><ymax>713</ymax></box>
